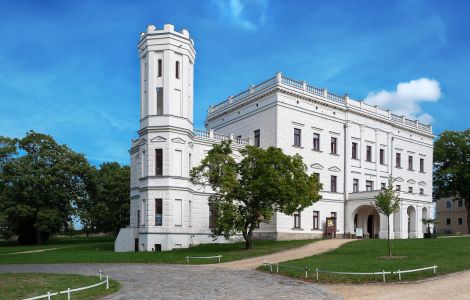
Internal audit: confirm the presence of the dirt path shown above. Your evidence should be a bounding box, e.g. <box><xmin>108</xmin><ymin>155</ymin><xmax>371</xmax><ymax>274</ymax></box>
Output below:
<box><xmin>212</xmin><ymin>239</ymin><xmax>355</xmax><ymax>270</ymax></box>
<box><xmin>328</xmin><ymin>269</ymin><xmax>470</xmax><ymax>300</ymax></box>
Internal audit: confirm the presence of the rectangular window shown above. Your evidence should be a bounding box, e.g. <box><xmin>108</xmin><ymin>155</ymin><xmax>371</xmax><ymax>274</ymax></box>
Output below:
<box><xmin>458</xmin><ymin>200</ymin><xmax>463</xmax><ymax>207</ymax></box>
<box><xmin>352</xmin><ymin>142</ymin><xmax>358</xmax><ymax>159</ymax></box>
<box><xmin>396</xmin><ymin>185</ymin><xmax>401</xmax><ymax>191</ymax></box>
<box><xmin>294</xmin><ymin>212</ymin><xmax>301</xmax><ymax>229</ymax></box>
<box><xmin>353</xmin><ymin>179</ymin><xmax>359</xmax><ymax>193</ymax></box>
<box><xmin>331</xmin><ymin>175</ymin><xmax>337</xmax><ymax>192</ymax></box>
<box><xmin>155</xmin><ymin>199</ymin><xmax>162</xmax><ymax>226</ymax></box>
<box><xmin>396</xmin><ymin>153</ymin><xmax>401</xmax><ymax>168</ymax></box>
<box><xmin>447</xmin><ymin>201</ymin><xmax>452</xmax><ymax>208</ymax></box>
<box><xmin>366</xmin><ymin>145</ymin><xmax>372</xmax><ymax>162</ymax></box>
<box><xmin>381</xmin><ymin>183</ymin><xmax>386</xmax><ymax>190</ymax></box>
<box><xmin>155</xmin><ymin>149</ymin><xmax>163</xmax><ymax>176</ymax></box>
<box><xmin>458</xmin><ymin>218</ymin><xmax>463</xmax><ymax>225</ymax></box>
<box><xmin>254</xmin><ymin>129</ymin><xmax>260</xmax><ymax>147</ymax></box>
<box><xmin>446</xmin><ymin>218</ymin><xmax>451</xmax><ymax>225</ymax></box>
<box><xmin>313</xmin><ymin>133</ymin><xmax>320</xmax><ymax>151</ymax></box>
<box><xmin>330</xmin><ymin>137</ymin><xmax>337</xmax><ymax>154</ymax></box>
<box><xmin>366</xmin><ymin>180</ymin><xmax>373</xmax><ymax>191</ymax></box>
<box><xmin>408</xmin><ymin>186</ymin><xmax>413</xmax><ymax>193</ymax></box>
<box><xmin>142</xmin><ymin>199</ymin><xmax>146</xmax><ymax>226</ymax></box>
<box><xmin>174</xmin><ymin>150</ymin><xmax>182</xmax><ymax>177</ymax></box>
<box><xmin>209</xmin><ymin>205</ymin><xmax>217</xmax><ymax>228</ymax></box>
<box><xmin>156</xmin><ymin>87</ymin><xmax>163</xmax><ymax>115</ymax></box>
<box><xmin>174</xmin><ymin>199</ymin><xmax>182</xmax><ymax>226</ymax></box>
<box><xmin>408</xmin><ymin>155</ymin><xmax>413</xmax><ymax>170</ymax></box>
<box><xmin>420</xmin><ymin>188</ymin><xmax>424</xmax><ymax>195</ymax></box>
<box><xmin>157</xmin><ymin>59</ymin><xmax>162</xmax><ymax>77</ymax></box>
<box><xmin>175</xmin><ymin>61</ymin><xmax>180</xmax><ymax>79</ymax></box>
<box><xmin>331</xmin><ymin>212</ymin><xmax>337</xmax><ymax>226</ymax></box>
<box><xmin>380</xmin><ymin>149</ymin><xmax>385</xmax><ymax>164</ymax></box>
<box><xmin>137</xmin><ymin>210</ymin><xmax>141</xmax><ymax>228</ymax></box>
<box><xmin>313</xmin><ymin>211</ymin><xmax>319</xmax><ymax>229</ymax></box>
<box><xmin>294</xmin><ymin>128</ymin><xmax>301</xmax><ymax>147</ymax></box>
<box><xmin>420</xmin><ymin>158</ymin><xmax>424</xmax><ymax>172</ymax></box>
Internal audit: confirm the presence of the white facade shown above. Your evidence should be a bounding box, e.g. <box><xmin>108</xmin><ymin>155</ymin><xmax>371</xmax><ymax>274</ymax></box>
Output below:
<box><xmin>115</xmin><ymin>24</ymin><xmax>435</xmax><ymax>252</ymax></box>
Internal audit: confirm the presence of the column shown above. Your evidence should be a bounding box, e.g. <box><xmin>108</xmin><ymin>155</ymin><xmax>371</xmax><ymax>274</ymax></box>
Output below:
<box><xmin>379</xmin><ymin>213</ymin><xmax>394</xmax><ymax>239</ymax></box>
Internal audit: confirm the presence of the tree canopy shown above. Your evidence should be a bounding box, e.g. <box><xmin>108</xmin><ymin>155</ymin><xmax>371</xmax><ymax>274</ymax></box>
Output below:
<box><xmin>0</xmin><ymin>131</ymin><xmax>130</xmax><ymax>244</ymax></box>
<box><xmin>190</xmin><ymin>141</ymin><xmax>322</xmax><ymax>249</ymax></box>
<box><xmin>434</xmin><ymin>129</ymin><xmax>470</xmax><ymax>232</ymax></box>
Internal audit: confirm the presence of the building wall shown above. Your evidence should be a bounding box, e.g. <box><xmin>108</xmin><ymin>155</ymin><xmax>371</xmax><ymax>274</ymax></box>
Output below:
<box><xmin>436</xmin><ymin>197</ymin><xmax>469</xmax><ymax>234</ymax></box>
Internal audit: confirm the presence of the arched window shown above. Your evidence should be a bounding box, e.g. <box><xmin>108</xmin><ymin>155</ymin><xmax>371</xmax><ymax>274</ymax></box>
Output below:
<box><xmin>157</xmin><ymin>59</ymin><xmax>162</xmax><ymax>77</ymax></box>
<box><xmin>175</xmin><ymin>61</ymin><xmax>180</xmax><ymax>79</ymax></box>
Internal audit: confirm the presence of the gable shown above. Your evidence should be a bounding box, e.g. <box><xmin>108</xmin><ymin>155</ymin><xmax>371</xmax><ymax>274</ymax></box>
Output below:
<box><xmin>171</xmin><ymin>137</ymin><xmax>186</xmax><ymax>144</ymax></box>
<box><xmin>310</xmin><ymin>163</ymin><xmax>324</xmax><ymax>170</ymax></box>
<box><xmin>150</xmin><ymin>136</ymin><xmax>166</xmax><ymax>143</ymax></box>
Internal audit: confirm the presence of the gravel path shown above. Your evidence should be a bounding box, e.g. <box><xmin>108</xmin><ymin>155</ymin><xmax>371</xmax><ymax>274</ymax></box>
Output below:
<box><xmin>328</xmin><ymin>269</ymin><xmax>470</xmax><ymax>300</ymax></box>
<box><xmin>214</xmin><ymin>239</ymin><xmax>354</xmax><ymax>270</ymax></box>
<box><xmin>0</xmin><ymin>263</ymin><xmax>341</xmax><ymax>299</ymax></box>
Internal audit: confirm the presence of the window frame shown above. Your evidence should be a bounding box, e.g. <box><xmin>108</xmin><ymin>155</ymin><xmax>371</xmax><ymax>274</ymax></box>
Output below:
<box><xmin>155</xmin><ymin>149</ymin><xmax>163</xmax><ymax>176</ymax></box>
<box><xmin>353</xmin><ymin>178</ymin><xmax>359</xmax><ymax>193</ymax></box>
<box><xmin>254</xmin><ymin>129</ymin><xmax>260</xmax><ymax>147</ymax></box>
<box><xmin>330</xmin><ymin>137</ymin><xmax>337</xmax><ymax>154</ymax></box>
<box><xmin>293</xmin><ymin>212</ymin><xmax>301</xmax><ymax>229</ymax></box>
<box><xmin>313</xmin><ymin>211</ymin><xmax>319</xmax><ymax>229</ymax></box>
<box><xmin>380</xmin><ymin>149</ymin><xmax>385</xmax><ymax>164</ymax></box>
<box><xmin>396</xmin><ymin>153</ymin><xmax>401</xmax><ymax>168</ymax></box>
<box><xmin>331</xmin><ymin>175</ymin><xmax>337</xmax><ymax>192</ymax></box>
<box><xmin>175</xmin><ymin>61</ymin><xmax>180</xmax><ymax>79</ymax></box>
<box><xmin>155</xmin><ymin>198</ymin><xmax>163</xmax><ymax>226</ymax></box>
<box><xmin>294</xmin><ymin>128</ymin><xmax>302</xmax><ymax>147</ymax></box>
<box><xmin>352</xmin><ymin>142</ymin><xmax>358</xmax><ymax>159</ymax></box>
<box><xmin>366</xmin><ymin>145</ymin><xmax>372</xmax><ymax>162</ymax></box>
<box><xmin>365</xmin><ymin>180</ymin><xmax>374</xmax><ymax>191</ymax></box>
<box><xmin>313</xmin><ymin>133</ymin><xmax>320</xmax><ymax>151</ymax></box>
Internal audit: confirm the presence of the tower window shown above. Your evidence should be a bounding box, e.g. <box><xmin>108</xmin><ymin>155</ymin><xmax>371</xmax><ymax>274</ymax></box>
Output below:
<box><xmin>294</xmin><ymin>128</ymin><xmax>301</xmax><ymax>147</ymax></box>
<box><xmin>380</xmin><ymin>149</ymin><xmax>385</xmax><ymax>164</ymax></box>
<box><xmin>366</xmin><ymin>145</ymin><xmax>372</xmax><ymax>162</ymax></box>
<box><xmin>155</xmin><ymin>198</ymin><xmax>162</xmax><ymax>226</ymax></box>
<box><xmin>352</xmin><ymin>142</ymin><xmax>357</xmax><ymax>159</ymax></box>
<box><xmin>175</xmin><ymin>61</ymin><xmax>180</xmax><ymax>79</ymax></box>
<box><xmin>156</xmin><ymin>88</ymin><xmax>163</xmax><ymax>115</ymax></box>
<box><xmin>158</xmin><ymin>59</ymin><xmax>162</xmax><ymax>77</ymax></box>
<box><xmin>330</xmin><ymin>137</ymin><xmax>337</xmax><ymax>154</ymax></box>
<box><xmin>155</xmin><ymin>149</ymin><xmax>163</xmax><ymax>176</ymax></box>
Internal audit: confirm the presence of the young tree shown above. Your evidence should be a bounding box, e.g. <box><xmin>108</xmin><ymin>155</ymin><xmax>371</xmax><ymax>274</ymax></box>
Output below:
<box><xmin>434</xmin><ymin>130</ymin><xmax>470</xmax><ymax>233</ymax></box>
<box><xmin>0</xmin><ymin>131</ymin><xmax>94</xmax><ymax>244</ymax></box>
<box><xmin>371</xmin><ymin>175</ymin><xmax>400</xmax><ymax>257</ymax></box>
<box><xmin>190</xmin><ymin>141</ymin><xmax>322</xmax><ymax>249</ymax></box>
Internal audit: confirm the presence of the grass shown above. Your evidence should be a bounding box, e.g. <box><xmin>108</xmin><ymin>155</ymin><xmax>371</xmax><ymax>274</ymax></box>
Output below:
<box><xmin>259</xmin><ymin>237</ymin><xmax>470</xmax><ymax>283</ymax></box>
<box><xmin>0</xmin><ymin>236</ymin><xmax>314</xmax><ymax>264</ymax></box>
<box><xmin>0</xmin><ymin>273</ymin><xmax>119</xmax><ymax>299</ymax></box>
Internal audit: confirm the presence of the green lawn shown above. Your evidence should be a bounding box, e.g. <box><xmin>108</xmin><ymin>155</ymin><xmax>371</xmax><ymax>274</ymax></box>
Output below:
<box><xmin>0</xmin><ymin>273</ymin><xmax>119</xmax><ymax>299</ymax></box>
<box><xmin>0</xmin><ymin>236</ymin><xmax>314</xmax><ymax>264</ymax></box>
<box><xmin>260</xmin><ymin>237</ymin><xmax>470</xmax><ymax>283</ymax></box>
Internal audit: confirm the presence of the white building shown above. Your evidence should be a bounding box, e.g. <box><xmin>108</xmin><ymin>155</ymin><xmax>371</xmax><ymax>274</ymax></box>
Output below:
<box><xmin>115</xmin><ymin>24</ymin><xmax>435</xmax><ymax>252</ymax></box>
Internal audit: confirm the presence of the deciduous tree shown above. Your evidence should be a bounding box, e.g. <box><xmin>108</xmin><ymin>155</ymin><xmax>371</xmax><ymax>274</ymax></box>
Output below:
<box><xmin>190</xmin><ymin>141</ymin><xmax>322</xmax><ymax>249</ymax></box>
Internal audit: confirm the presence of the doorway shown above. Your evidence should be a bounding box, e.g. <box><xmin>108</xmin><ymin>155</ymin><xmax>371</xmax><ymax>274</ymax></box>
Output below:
<box><xmin>367</xmin><ymin>215</ymin><xmax>374</xmax><ymax>238</ymax></box>
<box><xmin>134</xmin><ymin>238</ymin><xmax>139</xmax><ymax>252</ymax></box>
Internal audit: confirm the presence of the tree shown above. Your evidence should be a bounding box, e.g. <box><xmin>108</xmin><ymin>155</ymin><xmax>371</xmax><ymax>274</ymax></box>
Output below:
<box><xmin>190</xmin><ymin>141</ymin><xmax>322</xmax><ymax>249</ymax></box>
<box><xmin>0</xmin><ymin>136</ymin><xmax>18</xmax><ymax>239</ymax></box>
<box><xmin>421</xmin><ymin>218</ymin><xmax>438</xmax><ymax>238</ymax></box>
<box><xmin>434</xmin><ymin>129</ymin><xmax>470</xmax><ymax>233</ymax></box>
<box><xmin>371</xmin><ymin>175</ymin><xmax>400</xmax><ymax>257</ymax></box>
<box><xmin>0</xmin><ymin>131</ymin><xmax>94</xmax><ymax>244</ymax></box>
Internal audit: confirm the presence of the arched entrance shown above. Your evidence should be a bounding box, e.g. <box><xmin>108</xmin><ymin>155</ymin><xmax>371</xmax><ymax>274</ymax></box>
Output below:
<box><xmin>407</xmin><ymin>206</ymin><xmax>417</xmax><ymax>238</ymax></box>
<box><xmin>353</xmin><ymin>205</ymin><xmax>380</xmax><ymax>238</ymax></box>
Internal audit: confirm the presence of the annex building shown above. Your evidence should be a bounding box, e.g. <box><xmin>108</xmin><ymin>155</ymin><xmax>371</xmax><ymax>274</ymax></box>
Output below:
<box><xmin>115</xmin><ymin>24</ymin><xmax>435</xmax><ymax>252</ymax></box>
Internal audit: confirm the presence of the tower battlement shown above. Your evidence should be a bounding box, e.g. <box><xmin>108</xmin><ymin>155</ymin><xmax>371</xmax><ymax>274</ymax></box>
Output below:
<box><xmin>140</xmin><ymin>23</ymin><xmax>194</xmax><ymax>46</ymax></box>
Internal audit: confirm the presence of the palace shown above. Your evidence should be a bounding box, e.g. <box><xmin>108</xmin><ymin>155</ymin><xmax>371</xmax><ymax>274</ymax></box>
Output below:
<box><xmin>115</xmin><ymin>24</ymin><xmax>435</xmax><ymax>252</ymax></box>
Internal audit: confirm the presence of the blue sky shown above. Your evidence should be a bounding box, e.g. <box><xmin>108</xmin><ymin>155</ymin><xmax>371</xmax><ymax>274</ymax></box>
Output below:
<box><xmin>0</xmin><ymin>0</ymin><xmax>469</xmax><ymax>166</ymax></box>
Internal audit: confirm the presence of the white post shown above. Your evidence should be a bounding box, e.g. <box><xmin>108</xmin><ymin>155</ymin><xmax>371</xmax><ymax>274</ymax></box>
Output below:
<box><xmin>186</xmin><ymin>256</ymin><xmax>189</xmax><ymax>263</ymax></box>
<box><xmin>106</xmin><ymin>275</ymin><xmax>109</xmax><ymax>290</ymax></box>
<box><xmin>305</xmin><ymin>267</ymin><xmax>308</xmax><ymax>278</ymax></box>
<box><xmin>218</xmin><ymin>255</ymin><xmax>221</xmax><ymax>263</ymax></box>
<box><xmin>382</xmin><ymin>270</ymin><xmax>386</xmax><ymax>282</ymax></box>
<box><xmin>434</xmin><ymin>265</ymin><xmax>437</xmax><ymax>275</ymax></box>
<box><xmin>276</xmin><ymin>263</ymin><xmax>279</xmax><ymax>273</ymax></box>
<box><xmin>67</xmin><ymin>288</ymin><xmax>71</xmax><ymax>300</ymax></box>
<box><xmin>47</xmin><ymin>292</ymin><xmax>51</xmax><ymax>300</ymax></box>
<box><xmin>398</xmin><ymin>270</ymin><xmax>401</xmax><ymax>281</ymax></box>
<box><xmin>316</xmin><ymin>268</ymin><xmax>319</xmax><ymax>280</ymax></box>
<box><xmin>99</xmin><ymin>270</ymin><xmax>102</xmax><ymax>281</ymax></box>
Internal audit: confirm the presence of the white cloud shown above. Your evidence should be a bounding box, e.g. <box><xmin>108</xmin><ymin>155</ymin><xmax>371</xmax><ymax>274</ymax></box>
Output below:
<box><xmin>364</xmin><ymin>78</ymin><xmax>441</xmax><ymax>124</ymax></box>
<box><xmin>212</xmin><ymin>0</ymin><xmax>269</xmax><ymax>31</ymax></box>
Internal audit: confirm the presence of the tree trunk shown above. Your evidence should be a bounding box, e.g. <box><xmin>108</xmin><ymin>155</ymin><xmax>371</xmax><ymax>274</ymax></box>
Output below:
<box><xmin>387</xmin><ymin>215</ymin><xmax>391</xmax><ymax>257</ymax></box>
<box><xmin>245</xmin><ymin>228</ymin><xmax>254</xmax><ymax>250</ymax></box>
